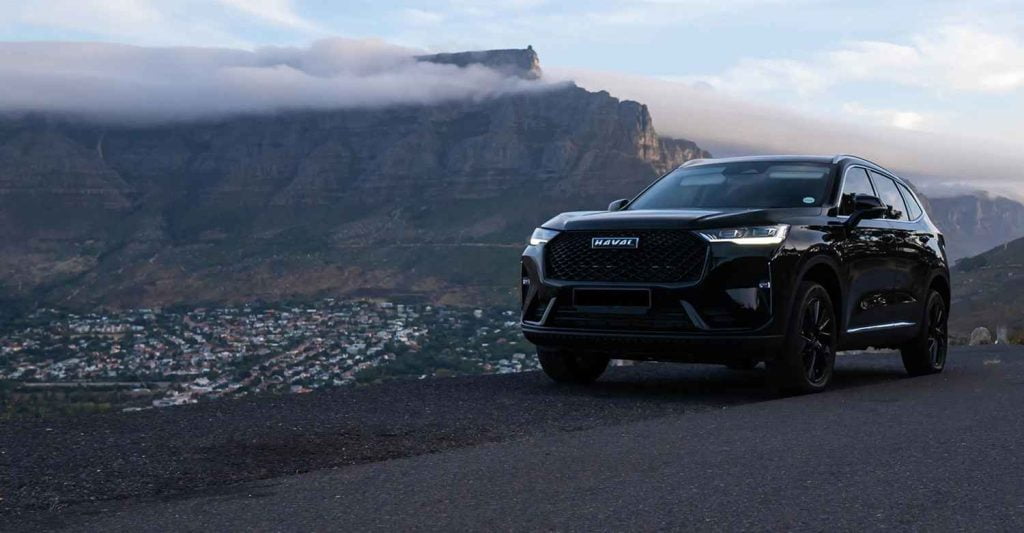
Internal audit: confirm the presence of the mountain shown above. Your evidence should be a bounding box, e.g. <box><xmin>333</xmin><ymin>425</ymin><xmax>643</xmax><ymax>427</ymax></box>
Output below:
<box><xmin>0</xmin><ymin>48</ymin><xmax>708</xmax><ymax>311</ymax></box>
<box><xmin>952</xmin><ymin>236</ymin><xmax>1024</xmax><ymax>337</ymax></box>
<box><xmin>417</xmin><ymin>46</ymin><xmax>542</xmax><ymax>79</ymax></box>
<box><xmin>925</xmin><ymin>193</ymin><xmax>1024</xmax><ymax>261</ymax></box>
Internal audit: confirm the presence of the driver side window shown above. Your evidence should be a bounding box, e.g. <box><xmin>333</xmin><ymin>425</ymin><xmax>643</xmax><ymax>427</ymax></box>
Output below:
<box><xmin>839</xmin><ymin>167</ymin><xmax>875</xmax><ymax>216</ymax></box>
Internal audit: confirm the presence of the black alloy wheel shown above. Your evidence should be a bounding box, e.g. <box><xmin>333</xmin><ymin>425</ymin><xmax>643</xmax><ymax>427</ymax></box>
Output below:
<box><xmin>800</xmin><ymin>296</ymin><xmax>834</xmax><ymax>386</ymax></box>
<box><xmin>769</xmin><ymin>282</ymin><xmax>837</xmax><ymax>393</ymax></box>
<box><xmin>901</xmin><ymin>290</ymin><xmax>948</xmax><ymax>376</ymax></box>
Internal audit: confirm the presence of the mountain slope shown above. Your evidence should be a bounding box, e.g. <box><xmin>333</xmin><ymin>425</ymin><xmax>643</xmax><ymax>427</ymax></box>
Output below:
<box><xmin>927</xmin><ymin>194</ymin><xmax>1024</xmax><ymax>261</ymax></box>
<box><xmin>952</xmin><ymin>236</ymin><xmax>1024</xmax><ymax>336</ymax></box>
<box><xmin>0</xmin><ymin>51</ymin><xmax>708</xmax><ymax>310</ymax></box>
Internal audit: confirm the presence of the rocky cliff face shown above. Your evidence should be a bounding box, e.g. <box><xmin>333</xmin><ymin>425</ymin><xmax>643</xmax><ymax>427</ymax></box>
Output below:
<box><xmin>926</xmin><ymin>194</ymin><xmax>1024</xmax><ymax>261</ymax></box>
<box><xmin>0</xmin><ymin>54</ymin><xmax>707</xmax><ymax>310</ymax></box>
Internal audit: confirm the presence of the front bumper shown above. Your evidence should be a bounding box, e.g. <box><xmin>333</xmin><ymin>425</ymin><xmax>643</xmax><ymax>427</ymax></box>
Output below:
<box><xmin>521</xmin><ymin>324</ymin><xmax>784</xmax><ymax>362</ymax></box>
<box><xmin>520</xmin><ymin>237</ymin><xmax>792</xmax><ymax>362</ymax></box>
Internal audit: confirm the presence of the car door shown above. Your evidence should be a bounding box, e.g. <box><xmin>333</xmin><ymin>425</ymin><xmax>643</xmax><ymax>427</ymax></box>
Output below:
<box><xmin>835</xmin><ymin>166</ymin><xmax>897</xmax><ymax>332</ymax></box>
<box><xmin>871</xmin><ymin>172</ymin><xmax>929</xmax><ymax>326</ymax></box>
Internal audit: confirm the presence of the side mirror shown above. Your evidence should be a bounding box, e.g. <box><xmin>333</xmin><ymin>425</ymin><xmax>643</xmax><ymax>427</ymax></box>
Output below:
<box><xmin>608</xmin><ymin>198</ymin><xmax>628</xmax><ymax>211</ymax></box>
<box><xmin>845</xmin><ymin>194</ymin><xmax>889</xmax><ymax>228</ymax></box>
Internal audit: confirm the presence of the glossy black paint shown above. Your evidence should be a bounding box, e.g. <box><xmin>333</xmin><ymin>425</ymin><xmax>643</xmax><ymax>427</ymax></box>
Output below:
<box><xmin>521</xmin><ymin>155</ymin><xmax>950</xmax><ymax>363</ymax></box>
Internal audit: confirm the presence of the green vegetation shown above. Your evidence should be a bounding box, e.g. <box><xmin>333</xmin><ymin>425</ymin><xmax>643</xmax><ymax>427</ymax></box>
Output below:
<box><xmin>0</xmin><ymin>382</ymin><xmax>150</xmax><ymax>419</ymax></box>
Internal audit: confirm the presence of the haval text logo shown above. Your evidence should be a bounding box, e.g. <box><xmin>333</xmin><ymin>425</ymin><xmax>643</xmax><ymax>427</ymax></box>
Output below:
<box><xmin>591</xmin><ymin>237</ymin><xmax>640</xmax><ymax>249</ymax></box>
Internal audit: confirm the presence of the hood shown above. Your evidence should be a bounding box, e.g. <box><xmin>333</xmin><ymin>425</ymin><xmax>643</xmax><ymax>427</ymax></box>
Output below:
<box><xmin>541</xmin><ymin>208</ymin><xmax>821</xmax><ymax>231</ymax></box>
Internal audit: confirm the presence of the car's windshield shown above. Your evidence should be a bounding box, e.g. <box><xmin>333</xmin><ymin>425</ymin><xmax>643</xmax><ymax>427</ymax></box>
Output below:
<box><xmin>628</xmin><ymin>161</ymin><xmax>834</xmax><ymax>209</ymax></box>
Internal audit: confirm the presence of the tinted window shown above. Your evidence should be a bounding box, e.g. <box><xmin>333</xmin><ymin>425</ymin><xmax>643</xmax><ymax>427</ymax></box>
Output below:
<box><xmin>629</xmin><ymin>161</ymin><xmax>833</xmax><ymax>209</ymax></box>
<box><xmin>870</xmin><ymin>171</ymin><xmax>908</xmax><ymax>221</ymax></box>
<box><xmin>839</xmin><ymin>167</ymin><xmax>875</xmax><ymax>216</ymax></box>
<box><xmin>897</xmin><ymin>182</ymin><xmax>923</xmax><ymax>220</ymax></box>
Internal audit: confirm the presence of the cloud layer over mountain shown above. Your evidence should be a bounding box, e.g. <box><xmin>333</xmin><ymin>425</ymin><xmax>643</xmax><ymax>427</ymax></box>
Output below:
<box><xmin>2</xmin><ymin>36</ymin><xmax>1021</xmax><ymax>196</ymax></box>
<box><xmin>555</xmin><ymin>67</ymin><xmax>1024</xmax><ymax>197</ymax></box>
<box><xmin>0</xmin><ymin>39</ymin><xmax>552</xmax><ymax>120</ymax></box>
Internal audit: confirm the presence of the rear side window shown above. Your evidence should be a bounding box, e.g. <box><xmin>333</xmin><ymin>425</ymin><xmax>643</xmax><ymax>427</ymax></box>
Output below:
<box><xmin>839</xmin><ymin>167</ymin><xmax>875</xmax><ymax>216</ymax></box>
<box><xmin>869</xmin><ymin>171</ymin><xmax>909</xmax><ymax>221</ymax></box>
<box><xmin>897</xmin><ymin>182</ymin><xmax>924</xmax><ymax>220</ymax></box>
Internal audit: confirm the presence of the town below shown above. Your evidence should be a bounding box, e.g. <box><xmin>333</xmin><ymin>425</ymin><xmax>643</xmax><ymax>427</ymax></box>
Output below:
<box><xmin>0</xmin><ymin>301</ymin><xmax>532</xmax><ymax>418</ymax></box>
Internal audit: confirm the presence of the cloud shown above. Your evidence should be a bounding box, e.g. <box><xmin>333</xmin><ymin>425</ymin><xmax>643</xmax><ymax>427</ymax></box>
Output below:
<box><xmin>574</xmin><ymin>0</ymin><xmax>826</xmax><ymax>28</ymax></box>
<box><xmin>691</xmin><ymin>25</ymin><xmax>1024</xmax><ymax>96</ymax></box>
<box><xmin>840</xmin><ymin>102</ymin><xmax>932</xmax><ymax>131</ymax></box>
<box><xmin>0</xmin><ymin>0</ymin><xmax>321</xmax><ymax>47</ymax></box>
<box><xmin>0</xmin><ymin>39</ymin><xmax>555</xmax><ymax>121</ymax></box>
<box><xmin>399</xmin><ymin>8</ymin><xmax>445</xmax><ymax>26</ymax></box>
<box><xmin>8</xmin><ymin>0</ymin><xmax>176</xmax><ymax>43</ymax></box>
<box><xmin>677</xmin><ymin>58</ymin><xmax>829</xmax><ymax>97</ymax></box>
<box><xmin>215</xmin><ymin>0</ymin><xmax>321</xmax><ymax>32</ymax></box>
<box><xmin>553</xmin><ymin>66</ymin><xmax>1024</xmax><ymax>197</ymax></box>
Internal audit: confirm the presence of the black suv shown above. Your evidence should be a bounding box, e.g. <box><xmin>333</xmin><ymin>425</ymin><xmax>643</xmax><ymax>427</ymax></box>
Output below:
<box><xmin>521</xmin><ymin>155</ymin><xmax>950</xmax><ymax>392</ymax></box>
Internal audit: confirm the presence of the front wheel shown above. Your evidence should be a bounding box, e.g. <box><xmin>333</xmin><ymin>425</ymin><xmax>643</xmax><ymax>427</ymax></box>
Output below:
<box><xmin>768</xmin><ymin>281</ymin><xmax>837</xmax><ymax>394</ymax></box>
<box><xmin>537</xmin><ymin>348</ymin><xmax>609</xmax><ymax>384</ymax></box>
<box><xmin>901</xmin><ymin>290</ymin><xmax>948</xmax><ymax>376</ymax></box>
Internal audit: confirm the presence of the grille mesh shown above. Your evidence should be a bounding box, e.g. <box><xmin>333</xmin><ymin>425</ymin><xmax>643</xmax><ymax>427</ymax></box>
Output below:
<box><xmin>545</xmin><ymin>230</ymin><xmax>707</xmax><ymax>283</ymax></box>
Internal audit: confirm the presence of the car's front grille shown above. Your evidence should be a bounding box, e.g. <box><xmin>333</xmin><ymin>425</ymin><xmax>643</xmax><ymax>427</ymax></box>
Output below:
<box><xmin>544</xmin><ymin>230</ymin><xmax>707</xmax><ymax>283</ymax></box>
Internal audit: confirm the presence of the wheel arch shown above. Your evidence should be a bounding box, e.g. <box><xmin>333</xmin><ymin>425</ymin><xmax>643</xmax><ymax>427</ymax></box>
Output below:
<box><xmin>795</xmin><ymin>255</ymin><xmax>844</xmax><ymax>330</ymax></box>
<box><xmin>928</xmin><ymin>272</ymin><xmax>951</xmax><ymax>309</ymax></box>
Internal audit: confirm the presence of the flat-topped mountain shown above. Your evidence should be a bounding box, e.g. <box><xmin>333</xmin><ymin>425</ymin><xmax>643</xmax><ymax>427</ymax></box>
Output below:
<box><xmin>0</xmin><ymin>48</ymin><xmax>707</xmax><ymax>311</ymax></box>
<box><xmin>417</xmin><ymin>46</ymin><xmax>542</xmax><ymax>79</ymax></box>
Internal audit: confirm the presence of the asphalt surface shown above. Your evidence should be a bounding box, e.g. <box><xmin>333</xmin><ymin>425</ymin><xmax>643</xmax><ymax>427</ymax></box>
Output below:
<box><xmin>7</xmin><ymin>346</ymin><xmax>1024</xmax><ymax>531</ymax></box>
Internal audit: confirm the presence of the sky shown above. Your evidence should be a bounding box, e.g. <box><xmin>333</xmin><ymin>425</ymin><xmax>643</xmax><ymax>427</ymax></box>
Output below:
<box><xmin>1</xmin><ymin>0</ymin><xmax>1022</xmax><ymax>194</ymax></box>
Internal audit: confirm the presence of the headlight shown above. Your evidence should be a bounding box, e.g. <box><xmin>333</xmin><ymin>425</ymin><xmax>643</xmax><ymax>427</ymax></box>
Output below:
<box><xmin>529</xmin><ymin>228</ymin><xmax>559</xmax><ymax>246</ymax></box>
<box><xmin>697</xmin><ymin>225</ymin><xmax>789</xmax><ymax>245</ymax></box>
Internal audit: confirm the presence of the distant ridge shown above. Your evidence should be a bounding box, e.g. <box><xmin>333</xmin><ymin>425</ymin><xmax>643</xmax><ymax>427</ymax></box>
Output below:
<box><xmin>927</xmin><ymin>193</ymin><xmax>1024</xmax><ymax>261</ymax></box>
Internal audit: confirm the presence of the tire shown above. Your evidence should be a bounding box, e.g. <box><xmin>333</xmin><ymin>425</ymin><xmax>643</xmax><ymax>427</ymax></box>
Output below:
<box><xmin>901</xmin><ymin>290</ymin><xmax>948</xmax><ymax>376</ymax></box>
<box><xmin>768</xmin><ymin>281</ymin><xmax>837</xmax><ymax>394</ymax></box>
<box><xmin>537</xmin><ymin>347</ymin><xmax>609</xmax><ymax>384</ymax></box>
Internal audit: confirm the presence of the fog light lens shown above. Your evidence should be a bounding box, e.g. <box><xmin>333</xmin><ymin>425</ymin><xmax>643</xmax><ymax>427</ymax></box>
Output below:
<box><xmin>726</xmin><ymin>288</ymin><xmax>760</xmax><ymax>310</ymax></box>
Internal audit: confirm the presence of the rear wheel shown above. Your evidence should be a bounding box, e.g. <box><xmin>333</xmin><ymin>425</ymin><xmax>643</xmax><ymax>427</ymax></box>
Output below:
<box><xmin>537</xmin><ymin>347</ymin><xmax>609</xmax><ymax>384</ymax></box>
<box><xmin>901</xmin><ymin>290</ymin><xmax>947</xmax><ymax>376</ymax></box>
<box><xmin>768</xmin><ymin>282</ymin><xmax>837</xmax><ymax>394</ymax></box>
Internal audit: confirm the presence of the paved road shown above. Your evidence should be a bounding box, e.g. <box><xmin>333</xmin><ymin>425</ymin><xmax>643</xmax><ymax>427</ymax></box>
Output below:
<box><xmin>15</xmin><ymin>346</ymin><xmax>1024</xmax><ymax>531</ymax></box>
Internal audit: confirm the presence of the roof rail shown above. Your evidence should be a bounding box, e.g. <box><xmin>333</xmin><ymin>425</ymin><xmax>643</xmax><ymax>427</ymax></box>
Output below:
<box><xmin>832</xmin><ymin>153</ymin><xmax>888</xmax><ymax>170</ymax></box>
<box><xmin>680</xmin><ymin>158</ymin><xmax>712</xmax><ymax>168</ymax></box>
